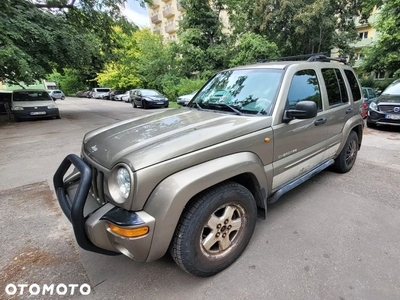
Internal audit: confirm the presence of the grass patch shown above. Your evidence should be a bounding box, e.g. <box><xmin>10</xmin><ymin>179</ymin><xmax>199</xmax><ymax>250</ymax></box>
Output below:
<box><xmin>168</xmin><ymin>102</ymin><xmax>181</xmax><ymax>109</ymax></box>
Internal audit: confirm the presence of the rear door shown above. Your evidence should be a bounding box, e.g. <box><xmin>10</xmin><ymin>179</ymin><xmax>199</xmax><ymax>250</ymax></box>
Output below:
<box><xmin>322</xmin><ymin>68</ymin><xmax>361</xmax><ymax>159</ymax></box>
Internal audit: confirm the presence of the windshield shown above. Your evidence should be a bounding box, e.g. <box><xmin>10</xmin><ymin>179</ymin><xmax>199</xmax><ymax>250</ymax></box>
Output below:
<box><xmin>142</xmin><ymin>90</ymin><xmax>161</xmax><ymax>96</ymax></box>
<box><xmin>189</xmin><ymin>69</ymin><xmax>284</xmax><ymax>115</ymax></box>
<box><xmin>13</xmin><ymin>91</ymin><xmax>52</xmax><ymax>101</ymax></box>
<box><xmin>383</xmin><ymin>81</ymin><xmax>400</xmax><ymax>95</ymax></box>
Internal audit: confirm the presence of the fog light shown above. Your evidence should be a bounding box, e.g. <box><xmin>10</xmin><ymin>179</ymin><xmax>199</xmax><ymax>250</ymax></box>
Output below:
<box><xmin>108</xmin><ymin>223</ymin><xmax>149</xmax><ymax>238</ymax></box>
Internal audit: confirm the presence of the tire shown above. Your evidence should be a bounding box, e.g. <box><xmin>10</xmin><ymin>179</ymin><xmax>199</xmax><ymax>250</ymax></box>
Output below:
<box><xmin>142</xmin><ymin>101</ymin><xmax>147</xmax><ymax>109</ymax></box>
<box><xmin>56</xmin><ymin>113</ymin><xmax>61</xmax><ymax>119</ymax></box>
<box><xmin>169</xmin><ymin>181</ymin><xmax>257</xmax><ymax>277</ymax></box>
<box><xmin>164</xmin><ymin>104</ymin><xmax>169</xmax><ymax>108</ymax></box>
<box><xmin>61</xmin><ymin>96</ymin><xmax>65</xmax><ymax>100</ymax></box>
<box><xmin>133</xmin><ymin>102</ymin><xmax>137</xmax><ymax>108</ymax></box>
<box><xmin>366</xmin><ymin>121</ymin><xmax>377</xmax><ymax>128</ymax></box>
<box><xmin>14</xmin><ymin>115</ymin><xmax>21</xmax><ymax>122</ymax></box>
<box><xmin>332</xmin><ymin>131</ymin><xmax>358</xmax><ymax>173</ymax></box>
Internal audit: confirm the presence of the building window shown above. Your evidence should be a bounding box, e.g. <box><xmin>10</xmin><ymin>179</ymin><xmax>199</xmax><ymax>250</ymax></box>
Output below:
<box><xmin>355</xmin><ymin>53</ymin><xmax>364</xmax><ymax>60</ymax></box>
<box><xmin>375</xmin><ymin>72</ymin><xmax>385</xmax><ymax>80</ymax></box>
<box><xmin>388</xmin><ymin>72</ymin><xmax>395</xmax><ymax>79</ymax></box>
<box><xmin>358</xmin><ymin>31</ymin><xmax>368</xmax><ymax>39</ymax></box>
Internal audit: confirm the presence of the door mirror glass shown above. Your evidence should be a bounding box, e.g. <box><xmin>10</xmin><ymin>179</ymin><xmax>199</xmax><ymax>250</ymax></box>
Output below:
<box><xmin>284</xmin><ymin>101</ymin><xmax>318</xmax><ymax>122</ymax></box>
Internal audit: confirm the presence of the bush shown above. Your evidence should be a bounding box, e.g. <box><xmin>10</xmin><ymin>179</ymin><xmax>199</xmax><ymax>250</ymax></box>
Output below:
<box><xmin>161</xmin><ymin>76</ymin><xmax>206</xmax><ymax>101</ymax></box>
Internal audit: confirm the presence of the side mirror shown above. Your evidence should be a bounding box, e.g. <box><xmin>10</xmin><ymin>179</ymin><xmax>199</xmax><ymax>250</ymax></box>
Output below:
<box><xmin>284</xmin><ymin>101</ymin><xmax>318</xmax><ymax>123</ymax></box>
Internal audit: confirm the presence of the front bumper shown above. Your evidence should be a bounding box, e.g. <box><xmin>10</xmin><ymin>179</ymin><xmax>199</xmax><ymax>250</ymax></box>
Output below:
<box><xmin>144</xmin><ymin>100</ymin><xmax>168</xmax><ymax>107</ymax></box>
<box><xmin>14</xmin><ymin>108</ymin><xmax>59</xmax><ymax>119</ymax></box>
<box><xmin>53</xmin><ymin>154</ymin><xmax>156</xmax><ymax>262</ymax></box>
<box><xmin>367</xmin><ymin>110</ymin><xmax>400</xmax><ymax>126</ymax></box>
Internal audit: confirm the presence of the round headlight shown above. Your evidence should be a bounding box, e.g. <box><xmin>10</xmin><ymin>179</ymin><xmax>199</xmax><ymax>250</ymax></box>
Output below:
<box><xmin>116</xmin><ymin>167</ymin><xmax>131</xmax><ymax>199</ymax></box>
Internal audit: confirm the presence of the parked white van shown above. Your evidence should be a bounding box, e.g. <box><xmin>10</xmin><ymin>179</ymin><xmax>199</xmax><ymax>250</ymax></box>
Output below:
<box><xmin>11</xmin><ymin>89</ymin><xmax>60</xmax><ymax>122</ymax></box>
<box><xmin>91</xmin><ymin>88</ymin><xmax>111</xmax><ymax>99</ymax></box>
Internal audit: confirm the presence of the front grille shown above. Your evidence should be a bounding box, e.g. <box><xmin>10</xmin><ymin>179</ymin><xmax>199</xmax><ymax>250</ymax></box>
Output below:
<box><xmin>378</xmin><ymin>105</ymin><xmax>400</xmax><ymax>113</ymax></box>
<box><xmin>23</xmin><ymin>106</ymin><xmax>48</xmax><ymax>112</ymax></box>
<box><xmin>82</xmin><ymin>157</ymin><xmax>107</xmax><ymax>205</ymax></box>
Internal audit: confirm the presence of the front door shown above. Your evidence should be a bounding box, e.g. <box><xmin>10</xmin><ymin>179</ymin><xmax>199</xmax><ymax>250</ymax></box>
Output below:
<box><xmin>272</xmin><ymin>69</ymin><xmax>329</xmax><ymax>191</ymax></box>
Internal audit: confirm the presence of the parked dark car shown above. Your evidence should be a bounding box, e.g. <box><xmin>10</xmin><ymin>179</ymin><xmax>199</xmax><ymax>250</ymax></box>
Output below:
<box><xmin>367</xmin><ymin>79</ymin><xmax>400</xmax><ymax>128</ymax></box>
<box><xmin>130</xmin><ymin>89</ymin><xmax>168</xmax><ymax>109</ymax></box>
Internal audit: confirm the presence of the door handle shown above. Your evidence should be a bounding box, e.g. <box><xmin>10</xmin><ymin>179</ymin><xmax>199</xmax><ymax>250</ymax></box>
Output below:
<box><xmin>314</xmin><ymin>118</ymin><xmax>327</xmax><ymax>126</ymax></box>
<box><xmin>346</xmin><ymin>108</ymin><xmax>353</xmax><ymax>114</ymax></box>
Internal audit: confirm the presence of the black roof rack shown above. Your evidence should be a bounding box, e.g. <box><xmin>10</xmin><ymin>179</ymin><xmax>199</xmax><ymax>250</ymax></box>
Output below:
<box><xmin>257</xmin><ymin>53</ymin><xmax>348</xmax><ymax>65</ymax></box>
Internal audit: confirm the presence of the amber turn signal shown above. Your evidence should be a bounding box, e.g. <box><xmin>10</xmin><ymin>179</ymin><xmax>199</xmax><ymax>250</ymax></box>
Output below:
<box><xmin>108</xmin><ymin>223</ymin><xmax>149</xmax><ymax>238</ymax></box>
<box><xmin>264</xmin><ymin>138</ymin><xmax>271</xmax><ymax>143</ymax></box>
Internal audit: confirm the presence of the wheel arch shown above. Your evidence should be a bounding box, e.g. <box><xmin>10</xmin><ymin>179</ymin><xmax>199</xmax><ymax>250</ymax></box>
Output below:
<box><xmin>143</xmin><ymin>152</ymin><xmax>268</xmax><ymax>262</ymax></box>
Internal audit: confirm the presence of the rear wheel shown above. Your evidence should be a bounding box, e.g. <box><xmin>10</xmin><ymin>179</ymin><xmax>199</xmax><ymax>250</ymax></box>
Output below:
<box><xmin>170</xmin><ymin>181</ymin><xmax>257</xmax><ymax>277</ymax></box>
<box><xmin>332</xmin><ymin>131</ymin><xmax>358</xmax><ymax>173</ymax></box>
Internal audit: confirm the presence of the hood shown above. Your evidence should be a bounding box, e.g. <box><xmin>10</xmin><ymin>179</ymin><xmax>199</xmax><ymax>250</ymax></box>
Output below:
<box><xmin>84</xmin><ymin>108</ymin><xmax>271</xmax><ymax>170</ymax></box>
<box><xmin>376</xmin><ymin>94</ymin><xmax>400</xmax><ymax>104</ymax></box>
<box><xmin>12</xmin><ymin>100</ymin><xmax>55</xmax><ymax>107</ymax></box>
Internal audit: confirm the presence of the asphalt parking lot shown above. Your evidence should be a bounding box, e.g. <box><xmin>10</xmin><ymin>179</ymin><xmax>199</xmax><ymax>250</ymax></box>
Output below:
<box><xmin>0</xmin><ymin>97</ymin><xmax>399</xmax><ymax>300</ymax></box>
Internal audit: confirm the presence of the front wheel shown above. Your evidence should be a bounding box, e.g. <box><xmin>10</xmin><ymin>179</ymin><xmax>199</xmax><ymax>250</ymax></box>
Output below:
<box><xmin>61</xmin><ymin>96</ymin><xmax>65</xmax><ymax>100</ymax></box>
<box><xmin>170</xmin><ymin>181</ymin><xmax>257</xmax><ymax>277</ymax></box>
<box><xmin>142</xmin><ymin>101</ymin><xmax>147</xmax><ymax>109</ymax></box>
<box><xmin>332</xmin><ymin>131</ymin><xmax>359</xmax><ymax>173</ymax></box>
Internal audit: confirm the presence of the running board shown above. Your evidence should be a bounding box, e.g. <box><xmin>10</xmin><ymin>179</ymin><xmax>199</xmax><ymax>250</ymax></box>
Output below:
<box><xmin>267</xmin><ymin>159</ymin><xmax>335</xmax><ymax>204</ymax></box>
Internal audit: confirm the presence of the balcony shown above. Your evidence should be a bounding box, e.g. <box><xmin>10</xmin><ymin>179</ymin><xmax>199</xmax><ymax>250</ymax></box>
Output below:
<box><xmin>149</xmin><ymin>0</ymin><xmax>160</xmax><ymax>8</ymax></box>
<box><xmin>151</xmin><ymin>14</ymin><xmax>161</xmax><ymax>24</ymax></box>
<box><xmin>165</xmin><ymin>23</ymin><xmax>177</xmax><ymax>34</ymax></box>
<box><xmin>163</xmin><ymin>6</ymin><xmax>175</xmax><ymax>18</ymax></box>
<box><xmin>350</xmin><ymin>37</ymin><xmax>374</xmax><ymax>49</ymax></box>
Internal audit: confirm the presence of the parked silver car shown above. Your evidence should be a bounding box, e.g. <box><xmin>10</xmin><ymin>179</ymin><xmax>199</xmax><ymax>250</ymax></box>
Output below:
<box><xmin>177</xmin><ymin>90</ymin><xmax>198</xmax><ymax>106</ymax></box>
<box><xmin>47</xmin><ymin>89</ymin><xmax>65</xmax><ymax>100</ymax></box>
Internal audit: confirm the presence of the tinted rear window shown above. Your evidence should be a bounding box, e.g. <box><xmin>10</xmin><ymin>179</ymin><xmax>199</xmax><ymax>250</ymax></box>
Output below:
<box><xmin>95</xmin><ymin>89</ymin><xmax>110</xmax><ymax>93</ymax></box>
<box><xmin>344</xmin><ymin>70</ymin><xmax>362</xmax><ymax>101</ymax></box>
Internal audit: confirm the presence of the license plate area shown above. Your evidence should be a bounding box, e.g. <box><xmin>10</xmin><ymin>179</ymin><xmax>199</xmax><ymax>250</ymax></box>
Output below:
<box><xmin>30</xmin><ymin>111</ymin><xmax>46</xmax><ymax>115</ymax></box>
<box><xmin>385</xmin><ymin>114</ymin><xmax>400</xmax><ymax>120</ymax></box>
<box><xmin>157</xmin><ymin>102</ymin><xmax>164</xmax><ymax>105</ymax></box>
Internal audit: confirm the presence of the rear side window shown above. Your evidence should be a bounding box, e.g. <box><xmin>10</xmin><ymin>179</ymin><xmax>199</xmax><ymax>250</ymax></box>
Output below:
<box><xmin>287</xmin><ymin>69</ymin><xmax>322</xmax><ymax>110</ymax></box>
<box><xmin>344</xmin><ymin>70</ymin><xmax>362</xmax><ymax>101</ymax></box>
<box><xmin>322</xmin><ymin>68</ymin><xmax>349</xmax><ymax>106</ymax></box>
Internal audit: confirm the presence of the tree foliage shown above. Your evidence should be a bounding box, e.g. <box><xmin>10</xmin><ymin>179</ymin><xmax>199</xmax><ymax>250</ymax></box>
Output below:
<box><xmin>361</xmin><ymin>0</ymin><xmax>400</xmax><ymax>75</ymax></box>
<box><xmin>0</xmin><ymin>0</ymin><xmax>142</xmax><ymax>86</ymax></box>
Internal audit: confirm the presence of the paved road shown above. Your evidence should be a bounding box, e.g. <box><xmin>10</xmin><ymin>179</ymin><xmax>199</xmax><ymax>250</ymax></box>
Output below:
<box><xmin>0</xmin><ymin>98</ymin><xmax>399</xmax><ymax>300</ymax></box>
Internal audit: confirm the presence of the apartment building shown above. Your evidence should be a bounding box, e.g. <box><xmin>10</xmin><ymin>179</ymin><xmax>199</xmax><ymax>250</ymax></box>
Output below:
<box><xmin>148</xmin><ymin>0</ymin><xmax>183</xmax><ymax>42</ymax></box>
<box><xmin>147</xmin><ymin>0</ymin><xmax>230</xmax><ymax>42</ymax></box>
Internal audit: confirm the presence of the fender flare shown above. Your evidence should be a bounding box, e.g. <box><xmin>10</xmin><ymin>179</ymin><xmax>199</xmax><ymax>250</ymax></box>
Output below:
<box><xmin>143</xmin><ymin>152</ymin><xmax>268</xmax><ymax>262</ymax></box>
<box><xmin>336</xmin><ymin>115</ymin><xmax>364</xmax><ymax>155</ymax></box>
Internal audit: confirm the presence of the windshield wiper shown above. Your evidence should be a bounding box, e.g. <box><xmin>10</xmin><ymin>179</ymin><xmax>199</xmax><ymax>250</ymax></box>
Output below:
<box><xmin>194</xmin><ymin>102</ymin><xmax>204</xmax><ymax>111</ymax></box>
<box><xmin>205</xmin><ymin>103</ymin><xmax>244</xmax><ymax>116</ymax></box>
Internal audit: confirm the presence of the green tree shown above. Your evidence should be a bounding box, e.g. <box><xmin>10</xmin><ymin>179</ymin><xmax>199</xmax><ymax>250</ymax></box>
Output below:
<box><xmin>176</xmin><ymin>0</ymin><xmax>230</xmax><ymax>76</ymax></box>
<box><xmin>229</xmin><ymin>33</ymin><xmax>280</xmax><ymax>67</ymax></box>
<box><xmin>361</xmin><ymin>1</ymin><xmax>400</xmax><ymax>75</ymax></box>
<box><xmin>0</xmin><ymin>0</ymin><xmax>143</xmax><ymax>86</ymax></box>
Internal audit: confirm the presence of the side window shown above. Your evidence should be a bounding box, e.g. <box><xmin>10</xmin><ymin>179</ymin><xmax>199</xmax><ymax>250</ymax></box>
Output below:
<box><xmin>322</xmin><ymin>68</ymin><xmax>349</xmax><ymax>106</ymax></box>
<box><xmin>368</xmin><ymin>89</ymin><xmax>376</xmax><ymax>98</ymax></box>
<box><xmin>344</xmin><ymin>70</ymin><xmax>362</xmax><ymax>101</ymax></box>
<box><xmin>287</xmin><ymin>69</ymin><xmax>322</xmax><ymax>110</ymax></box>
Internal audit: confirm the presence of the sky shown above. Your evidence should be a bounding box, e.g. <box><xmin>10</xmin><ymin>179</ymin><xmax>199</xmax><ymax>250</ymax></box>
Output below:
<box><xmin>122</xmin><ymin>0</ymin><xmax>150</xmax><ymax>27</ymax></box>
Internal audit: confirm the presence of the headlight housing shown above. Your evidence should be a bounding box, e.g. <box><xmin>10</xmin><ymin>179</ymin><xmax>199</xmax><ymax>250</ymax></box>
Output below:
<box><xmin>109</xmin><ymin>166</ymin><xmax>132</xmax><ymax>203</ymax></box>
<box><xmin>369</xmin><ymin>102</ymin><xmax>377</xmax><ymax>111</ymax></box>
<box><xmin>47</xmin><ymin>104</ymin><xmax>56</xmax><ymax>109</ymax></box>
<box><xmin>12</xmin><ymin>106</ymin><xmax>24</xmax><ymax>111</ymax></box>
